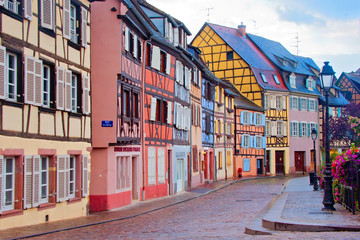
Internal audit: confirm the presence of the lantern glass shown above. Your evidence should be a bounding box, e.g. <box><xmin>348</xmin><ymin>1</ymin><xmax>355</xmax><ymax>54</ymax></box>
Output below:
<box><xmin>311</xmin><ymin>129</ymin><xmax>317</xmax><ymax>141</ymax></box>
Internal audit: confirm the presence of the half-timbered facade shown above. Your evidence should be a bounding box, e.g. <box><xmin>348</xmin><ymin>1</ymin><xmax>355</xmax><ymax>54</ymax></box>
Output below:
<box><xmin>248</xmin><ymin>33</ymin><xmax>322</xmax><ymax>174</ymax></box>
<box><xmin>0</xmin><ymin>0</ymin><xmax>91</xmax><ymax>229</ymax></box>
<box><xmin>90</xmin><ymin>0</ymin><xmax>149</xmax><ymax>212</ymax></box>
<box><xmin>191</xmin><ymin>23</ymin><xmax>289</xmax><ymax>175</ymax></box>
<box><xmin>234</xmin><ymin>90</ymin><xmax>265</xmax><ymax>177</ymax></box>
<box><xmin>139</xmin><ymin>0</ymin><xmax>192</xmax><ymax>196</ymax></box>
<box><xmin>336</xmin><ymin>69</ymin><xmax>360</xmax><ymax>104</ymax></box>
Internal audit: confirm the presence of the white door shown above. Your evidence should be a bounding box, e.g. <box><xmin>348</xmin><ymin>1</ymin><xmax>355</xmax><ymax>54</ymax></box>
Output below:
<box><xmin>176</xmin><ymin>159</ymin><xmax>184</xmax><ymax>192</ymax></box>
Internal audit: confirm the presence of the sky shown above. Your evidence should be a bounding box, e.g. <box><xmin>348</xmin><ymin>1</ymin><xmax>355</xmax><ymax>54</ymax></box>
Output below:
<box><xmin>146</xmin><ymin>0</ymin><xmax>360</xmax><ymax>77</ymax></box>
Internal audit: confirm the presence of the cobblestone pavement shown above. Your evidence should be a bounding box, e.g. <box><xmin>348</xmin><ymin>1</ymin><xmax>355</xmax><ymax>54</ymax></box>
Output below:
<box><xmin>22</xmin><ymin>177</ymin><xmax>359</xmax><ymax>240</ymax></box>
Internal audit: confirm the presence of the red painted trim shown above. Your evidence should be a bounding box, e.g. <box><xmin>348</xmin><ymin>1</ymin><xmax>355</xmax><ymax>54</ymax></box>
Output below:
<box><xmin>89</xmin><ymin>191</ymin><xmax>132</xmax><ymax>212</ymax></box>
<box><xmin>1</xmin><ymin>149</ymin><xmax>24</xmax><ymax>156</ymax></box>
<box><xmin>67</xmin><ymin>197</ymin><xmax>82</xmax><ymax>205</ymax></box>
<box><xmin>38</xmin><ymin>148</ymin><xmax>56</xmax><ymax>156</ymax></box>
<box><xmin>67</xmin><ymin>150</ymin><xmax>82</xmax><ymax>155</ymax></box>
<box><xmin>0</xmin><ymin>209</ymin><xmax>23</xmax><ymax>218</ymax></box>
<box><xmin>144</xmin><ymin>183</ymin><xmax>167</xmax><ymax>200</ymax></box>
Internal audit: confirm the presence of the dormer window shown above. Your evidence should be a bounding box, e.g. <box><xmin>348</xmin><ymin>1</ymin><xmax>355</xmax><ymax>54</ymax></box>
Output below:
<box><xmin>227</xmin><ymin>51</ymin><xmax>233</xmax><ymax>60</ymax></box>
<box><xmin>273</xmin><ymin>75</ymin><xmax>280</xmax><ymax>85</ymax></box>
<box><xmin>289</xmin><ymin>73</ymin><xmax>296</xmax><ymax>88</ymax></box>
<box><xmin>306</xmin><ymin>76</ymin><xmax>315</xmax><ymax>90</ymax></box>
<box><xmin>260</xmin><ymin>73</ymin><xmax>268</xmax><ymax>83</ymax></box>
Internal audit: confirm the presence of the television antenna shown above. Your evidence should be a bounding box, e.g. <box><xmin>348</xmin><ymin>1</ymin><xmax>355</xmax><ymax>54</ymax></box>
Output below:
<box><xmin>201</xmin><ymin>7</ymin><xmax>214</xmax><ymax>22</ymax></box>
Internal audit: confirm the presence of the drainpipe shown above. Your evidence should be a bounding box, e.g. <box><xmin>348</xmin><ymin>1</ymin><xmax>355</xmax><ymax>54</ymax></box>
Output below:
<box><xmin>213</xmin><ymin>83</ymin><xmax>217</xmax><ymax>182</ymax></box>
<box><xmin>224</xmin><ymin>92</ymin><xmax>227</xmax><ymax>181</ymax></box>
<box><xmin>189</xmin><ymin>87</ymin><xmax>193</xmax><ymax>189</ymax></box>
<box><xmin>141</xmin><ymin>39</ymin><xmax>147</xmax><ymax>201</ymax></box>
<box><xmin>263</xmin><ymin>91</ymin><xmax>267</xmax><ymax>175</ymax></box>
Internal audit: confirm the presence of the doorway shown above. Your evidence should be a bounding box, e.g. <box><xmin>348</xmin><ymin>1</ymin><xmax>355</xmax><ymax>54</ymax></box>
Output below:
<box><xmin>167</xmin><ymin>150</ymin><xmax>172</xmax><ymax>195</ymax></box>
<box><xmin>265</xmin><ymin>150</ymin><xmax>270</xmax><ymax>173</ymax></box>
<box><xmin>295</xmin><ymin>151</ymin><xmax>305</xmax><ymax>173</ymax></box>
<box><xmin>275</xmin><ymin>151</ymin><xmax>285</xmax><ymax>175</ymax></box>
<box><xmin>257</xmin><ymin>159</ymin><xmax>264</xmax><ymax>175</ymax></box>
<box><xmin>176</xmin><ymin>159</ymin><xmax>184</xmax><ymax>192</ymax></box>
<box><xmin>204</xmin><ymin>151</ymin><xmax>208</xmax><ymax>180</ymax></box>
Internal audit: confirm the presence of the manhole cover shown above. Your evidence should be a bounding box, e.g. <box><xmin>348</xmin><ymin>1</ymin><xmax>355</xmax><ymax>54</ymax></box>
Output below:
<box><xmin>236</xmin><ymin>200</ymin><xmax>252</xmax><ymax>202</ymax></box>
<box><xmin>309</xmin><ymin>211</ymin><xmax>333</xmax><ymax>215</ymax></box>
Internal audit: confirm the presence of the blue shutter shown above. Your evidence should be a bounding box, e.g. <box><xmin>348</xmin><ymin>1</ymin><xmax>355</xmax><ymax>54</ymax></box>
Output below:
<box><xmin>241</xmin><ymin>135</ymin><xmax>244</xmax><ymax>148</ymax></box>
<box><xmin>249</xmin><ymin>112</ymin><xmax>253</xmax><ymax>125</ymax></box>
<box><xmin>337</xmin><ymin>108</ymin><xmax>341</xmax><ymax>117</ymax></box>
<box><xmin>306</xmin><ymin>99</ymin><xmax>310</xmax><ymax>110</ymax></box>
<box><xmin>307</xmin><ymin>123</ymin><xmax>311</xmax><ymax>137</ymax></box>
<box><xmin>290</xmin><ymin>97</ymin><xmax>293</xmax><ymax>109</ymax></box>
<box><xmin>262</xmin><ymin>137</ymin><xmax>266</xmax><ymax>148</ymax></box>
<box><xmin>315</xmin><ymin>100</ymin><xmax>318</xmax><ymax>111</ymax></box>
<box><xmin>253</xmin><ymin>113</ymin><xmax>257</xmax><ymax>125</ymax></box>
<box><xmin>240</xmin><ymin>112</ymin><xmax>244</xmax><ymax>124</ymax></box>
<box><xmin>243</xmin><ymin>159</ymin><xmax>250</xmax><ymax>172</ymax></box>
<box><xmin>290</xmin><ymin>122</ymin><xmax>293</xmax><ymax>136</ymax></box>
<box><xmin>299</xmin><ymin>123</ymin><xmax>302</xmax><ymax>137</ymax></box>
<box><xmin>262</xmin><ymin>114</ymin><xmax>266</xmax><ymax>126</ymax></box>
<box><xmin>249</xmin><ymin>136</ymin><xmax>253</xmax><ymax>148</ymax></box>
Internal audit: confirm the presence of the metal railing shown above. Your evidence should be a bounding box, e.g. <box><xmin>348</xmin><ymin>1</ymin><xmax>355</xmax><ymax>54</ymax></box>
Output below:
<box><xmin>337</xmin><ymin>161</ymin><xmax>359</xmax><ymax>215</ymax></box>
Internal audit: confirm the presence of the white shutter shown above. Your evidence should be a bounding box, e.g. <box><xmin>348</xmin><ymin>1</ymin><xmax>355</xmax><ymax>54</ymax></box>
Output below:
<box><xmin>81</xmin><ymin>7</ymin><xmax>87</xmax><ymax>48</ymax></box>
<box><xmin>25</xmin><ymin>56</ymin><xmax>35</xmax><ymax>104</ymax></box>
<box><xmin>180</xmin><ymin>65</ymin><xmax>184</xmax><ymax>86</ymax></box>
<box><xmin>151</xmin><ymin>46</ymin><xmax>161</xmax><ymax>71</ymax></box>
<box><xmin>282</xmin><ymin>96</ymin><xmax>286</xmax><ymax>110</ymax></box>
<box><xmin>82</xmin><ymin>155</ymin><xmax>89</xmax><ymax>197</ymax></box>
<box><xmin>184</xmin><ymin>107</ymin><xmax>189</xmax><ymax>130</ymax></box>
<box><xmin>164</xmin><ymin>18</ymin><xmax>168</xmax><ymax>38</ymax></box>
<box><xmin>282</xmin><ymin>122</ymin><xmax>287</xmax><ymax>136</ymax></box>
<box><xmin>157</xmin><ymin>149</ymin><xmax>165</xmax><ymax>183</ymax></box>
<box><xmin>63</xmin><ymin>0</ymin><xmax>70</xmax><ymax>39</ymax></box>
<box><xmin>185</xmin><ymin>67</ymin><xmax>191</xmax><ymax>89</ymax></box>
<box><xmin>64</xmin><ymin>70</ymin><xmax>72</xmax><ymax>111</ymax></box>
<box><xmin>0</xmin><ymin>155</ymin><xmax>3</xmax><ymax>213</ymax></box>
<box><xmin>150</xmin><ymin>97</ymin><xmax>157</xmax><ymax>121</ymax></box>
<box><xmin>0</xmin><ymin>46</ymin><xmax>6</xmax><ymax>99</ymax></box>
<box><xmin>180</xmin><ymin>105</ymin><xmax>184</xmax><ymax>130</ymax></box>
<box><xmin>134</xmin><ymin>35</ymin><xmax>138</xmax><ymax>58</ymax></box>
<box><xmin>176</xmin><ymin>103</ymin><xmax>181</xmax><ymax>129</ymax></box>
<box><xmin>167</xmin><ymin>101</ymin><xmax>172</xmax><ymax>124</ymax></box>
<box><xmin>176</xmin><ymin>61</ymin><xmax>181</xmax><ymax>83</ymax></box>
<box><xmin>24</xmin><ymin>0</ymin><xmax>33</xmax><ymax>20</ymax></box>
<box><xmin>82</xmin><ymin>75</ymin><xmax>90</xmax><ymax>115</ymax></box>
<box><xmin>0</xmin><ymin>0</ymin><xmax>4</xmax><ymax>6</ymax></box>
<box><xmin>34</xmin><ymin>59</ymin><xmax>43</xmax><ymax>106</ymax></box>
<box><xmin>270</xmin><ymin>96</ymin><xmax>276</xmax><ymax>109</ymax></box>
<box><xmin>148</xmin><ymin>148</ymin><xmax>156</xmax><ymax>185</ymax></box>
<box><xmin>23</xmin><ymin>156</ymin><xmax>33</xmax><ymax>209</ymax></box>
<box><xmin>56</xmin><ymin>66</ymin><xmax>65</xmax><ymax>110</ymax></box>
<box><xmin>41</xmin><ymin>0</ymin><xmax>53</xmax><ymax>29</ymax></box>
<box><xmin>124</xmin><ymin>27</ymin><xmax>130</xmax><ymax>52</ymax></box>
<box><xmin>174</xmin><ymin>28</ymin><xmax>179</xmax><ymax>46</ymax></box>
<box><xmin>33</xmin><ymin>155</ymin><xmax>41</xmax><ymax>207</ymax></box>
<box><xmin>57</xmin><ymin>155</ymin><xmax>69</xmax><ymax>202</ymax></box>
<box><xmin>169</xmin><ymin>25</ymin><xmax>174</xmax><ymax>43</ymax></box>
<box><xmin>166</xmin><ymin>53</ymin><xmax>171</xmax><ymax>75</ymax></box>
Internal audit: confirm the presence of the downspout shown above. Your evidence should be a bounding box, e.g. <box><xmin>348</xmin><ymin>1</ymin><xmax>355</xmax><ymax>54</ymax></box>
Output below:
<box><xmin>224</xmin><ymin>92</ymin><xmax>227</xmax><ymax>181</ymax></box>
<box><xmin>212</xmin><ymin>83</ymin><xmax>217</xmax><ymax>181</ymax></box>
<box><xmin>141</xmin><ymin>39</ymin><xmax>147</xmax><ymax>201</ymax></box>
<box><xmin>263</xmin><ymin>91</ymin><xmax>267</xmax><ymax>175</ymax></box>
<box><xmin>189</xmin><ymin>89</ymin><xmax>192</xmax><ymax>189</ymax></box>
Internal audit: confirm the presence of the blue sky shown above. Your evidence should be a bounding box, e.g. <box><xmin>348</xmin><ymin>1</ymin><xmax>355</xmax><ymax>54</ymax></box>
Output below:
<box><xmin>147</xmin><ymin>0</ymin><xmax>360</xmax><ymax>76</ymax></box>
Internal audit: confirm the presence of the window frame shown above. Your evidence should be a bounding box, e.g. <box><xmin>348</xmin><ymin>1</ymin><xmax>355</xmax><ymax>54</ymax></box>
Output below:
<box><xmin>255</xmin><ymin>135</ymin><xmax>262</xmax><ymax>148</ymax></box>
<box><xmin>42</xmin><ymin>64</ymin><xmax>51</xmax><ymax>107</ymax></box>
<box><xmin>69</xmin><ymin>156</ymin><xmax>76</xmax><ymax>199</ymax></box>
<box><xmin>265</xmin><ymin>121</ymin><xmax>271</xmax><ymax>136</ymax></box>
<box><xmin>243</xmin><ymin>135</ymin><xmax>250</xmax><ymax>148</ymax></box>
<box><xmin>39</xmin><ymin>157</ymin><xmax>49</xmax><ymax>204</ymax></box>
<box><xmin>243</xmin><ymin>111</ymin><xmax>250</xmax><ymax>125</ymax></box>
<box><xmin>301</xmin><ymin>122</ymin><xmax>307</xmax><ymax>137</ymax></box>
<box><xmin>226</xmin><ymin>51</ymin><xmax>233</xmax><ymax>60</ymax></box>
<box><xmin>6</xmin><ymin>52</ymin><xmax>17</xmax><ymax>102</ymax></box>
<box><xmin>3</xmin><ymin>157</ymin><xmax>16</xmax><ymax>211</ymax></box>
<box><xmin>277</xmin><ymin>122</ymin><xmax>282</xmax><ymax>136</ymax></box>
<box><xmin>260</xmin><ymin>73</ymin><xmax>268</xmax><ymax>83</ymax></box>
<box><xmin>292</xmin><ymin>122</ymin><xmax>298</xmax><ymax>137</ymax></box>
<box><xmin>70</xmin><ymin>74</ymin><xmax>78</xmax><ymax>112</ymax></box>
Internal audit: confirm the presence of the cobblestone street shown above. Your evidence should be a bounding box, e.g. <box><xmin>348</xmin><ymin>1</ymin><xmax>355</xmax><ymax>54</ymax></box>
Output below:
<box><xmin>22</xmin><ymin>177</ymin><xmax>359</xmax><ymax>240</ymax></box>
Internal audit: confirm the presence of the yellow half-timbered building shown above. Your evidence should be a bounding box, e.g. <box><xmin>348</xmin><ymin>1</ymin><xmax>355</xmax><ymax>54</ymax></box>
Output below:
<box><xmin>191</xmin><ymin>23</ymin><xmax>290</xmax><ymax>175</ymax></box>
<box><xmin>0</xmin><ymin>0</ymin><xmax>91</xmax><ymax>229</ymax></box>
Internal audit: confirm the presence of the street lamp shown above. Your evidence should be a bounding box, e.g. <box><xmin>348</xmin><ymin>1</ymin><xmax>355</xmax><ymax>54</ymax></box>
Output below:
<box><xmin>311</xmin><ymin>128</ymin><xmax>318</xmax><ymax>191</ymax></box>
<box><xmin>319</xmin><ymin>61</ymin><xmax>336</xmax><ymax>211</ymax></box>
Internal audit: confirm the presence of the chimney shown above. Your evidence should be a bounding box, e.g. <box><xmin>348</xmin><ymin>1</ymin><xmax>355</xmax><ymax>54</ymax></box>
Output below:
<box><xmin>237</xmin><ymin>22</ymin><xmax>246</xmax><ymax>36</ymax></box>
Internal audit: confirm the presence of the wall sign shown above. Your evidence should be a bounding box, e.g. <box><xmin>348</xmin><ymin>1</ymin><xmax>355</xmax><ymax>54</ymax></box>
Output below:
<box><xmin>102</xmin><ymin>121</ymin><xmax>113</xmax><ymax>127</ymax></box>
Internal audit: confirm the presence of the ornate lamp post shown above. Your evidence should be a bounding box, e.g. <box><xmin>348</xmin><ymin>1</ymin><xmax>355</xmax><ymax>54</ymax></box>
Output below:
<box><xmin>311</xmin><ymin>129</ymin><xmax>319</xmax><ymax>191</ymax></box>
<box><xmin>319</xmin><ymin>61</ymin><xmax>336</xmax><ymax>211</ymax></box>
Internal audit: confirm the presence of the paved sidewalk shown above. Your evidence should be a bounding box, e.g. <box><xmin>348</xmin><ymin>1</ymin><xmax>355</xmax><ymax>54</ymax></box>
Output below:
<box><xmin>246</xmin><ymin>176</ymin><xmax>360</xmax><ymax>235</ymax></box>
<box><xmin>0</xmin><ymin>177</ymin><xmax>249</xmax><ymax>240</ymax></box>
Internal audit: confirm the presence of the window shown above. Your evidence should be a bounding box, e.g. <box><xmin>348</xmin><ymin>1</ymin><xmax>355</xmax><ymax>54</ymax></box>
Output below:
<box><xmin>242</xmin><ymin>111</ymin><xmax>251</xmax><ymax>125</ymax></box>
<box><xmin>273</xmin><ymin>75</ymin><xmax>280</xmax><ymax>84</ymax></box>
<box><xmin>291</xmin><ymin>97</ymin><xmax>298</xmax><ymax>110</ymax></box>
<box><xmin>7</xmin><ymin>52</ymin><xmax>17</xmax><ymax>101</ymax></box>
<box><xmin>116</xmin><ymin>156</ymin><xmax>131</xmax><ymax>190</ymax></box>
<box><xmin>306</xmin><ymin>77</ymin><xmax>314</xmax><ymax>90</ymax></box>
<box><xmin>160</xmin><ymin>51</ymin><xmax>166</xmax><ymax>73</ymax></box>
<box><xmin>260</xmin><ymin>73</ymin><xmax>268</xmax><ymax>83</ymax></box>
<box><xmin>289</xmin><ymin>73</ymin><xmax>296</xmax><ymax>88</ymax></box>
<box><xmin>276</xmin><ymin>96</ymin><xmax>282</xmax><ymax>109</ymax></box>
<box><xmin>243</xmin><ymin>159</ymin><xmax>250</xmax><ymax>172</ymax></box>
<box><xmin>301</xmin><ymin>122</ymin><xmax>307</xmax><ymax>137</ymax></box>
<box><xmin>63</xmin><ymin>1</ymin><xmax>87</xmax><ymax>47</ymax></box>
<box><xmin>277</xmin><ymin>122</ymin><xmax>282</xmax><ymax>136</ymax></box>
<box><xmin>137</xmin><ymin>38</ymin><xmax>142</xmax><ymax>60</ymax></box>
<box><xmin>69</xmin><ymin>156</ymin><xmax>76</xmax><ymax>198</ymax></box>
<box><xmin>133</xmin><ymin>92</ymin><xmax>139</xmax><ymax>118</ymax></box>
<box><xmin>255</xmin><ymin>136</ymin><xmax>262</xmax><ymax>148</ymax></box>
<box><xmin>299</xmin><ymin>98</ymin><xmax>306</xmax><ymax>110</ymax></box>
<box><xmin>291</xmin><ymin>122</ymin><xmax>298</xmax><ymax>136</ymax></box>
<box><xmin>227</xmin><ymin>51</ymin><xmax>233</xmax><ymax>60</ymax></box>
<box><xmin>3</xmin><ymin>157</ymin><xmax>15</xmax><ymax>211</ymax></box>
<box><xmin>40</xmin><ymin>157</ymin><xmax>49</xmax><ymax>203</ymax></box>
<box><xmin>69</xmin><ymin>4</ymin><xmax>79</xmax><ymax>44</ymax></box>
<box><xmin>146</xmin><ymin>43</ymin><xmax>152</xmax><ymax>66</ymax></box>
<box><xmin>255</xmin><ymin>113</ymin><xmax>262</xmax><ymax>126</ymax></box>
<box><xmin>122</xmin><ymin>89</ymin><xmax>130</xmax><ymax>117</ymax></box>
<box><xmin>243</xmin><ymin>135</ymin><xmax>250</xmax><ymax>148</ymax></box>
<box><xmin>71</xmin><ymin>74</ymin><xmax>77</xmax><ymax>112</ymax></box>
<box><xmin>265</xmin><ymin>121</ymin><xmax>271</xmax><ymax>136</ymax></box>
<box><xmin>42</xmin><ymin>65</ymin><xmax>51</xmax><ymax>107</ymax></box>
<box><xmin>309</xmin><ymin>99</ymin><xmax>315</xmax><ymax>111</ymax></box>
<box><xmin>264</xmin><ymin>95</ymin><xmax>269</xmax><ymax>109</ymax></box>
